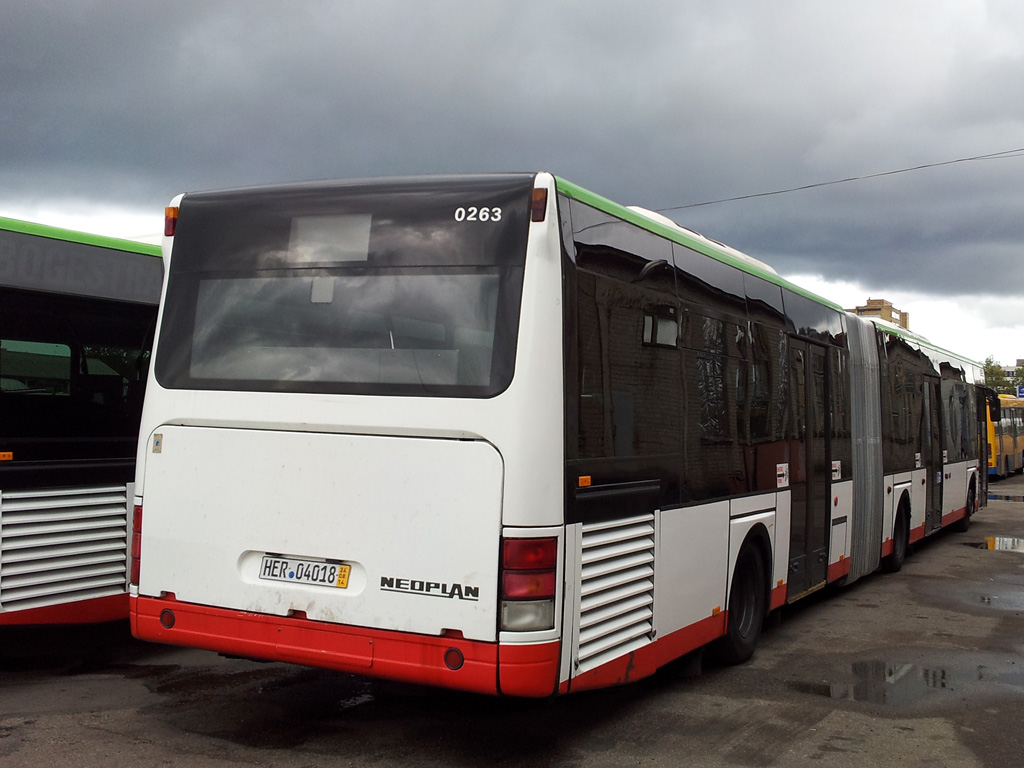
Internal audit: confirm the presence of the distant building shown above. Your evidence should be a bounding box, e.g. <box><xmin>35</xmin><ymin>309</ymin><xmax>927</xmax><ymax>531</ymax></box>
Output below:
<box><xmin>848</xmin><ymin>298</ymin><xmax>910</xmax><ymax>330</ymax></box>
<box><xmin>1000</xmin><ymin>360</ymin><xmax>1024</xmax><ymax>379</ymax></box>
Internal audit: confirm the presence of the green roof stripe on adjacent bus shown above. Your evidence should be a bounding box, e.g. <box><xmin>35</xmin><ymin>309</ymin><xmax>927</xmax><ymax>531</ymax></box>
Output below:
<box><xmin>554</xmin><ymin>177</ymin><xmax>844</xmax><ymax>313</ymax></box>
<box><xmin>0</xmin><ymin>216</ymin><xmax>161</xmax><ymax>258</ymax></box>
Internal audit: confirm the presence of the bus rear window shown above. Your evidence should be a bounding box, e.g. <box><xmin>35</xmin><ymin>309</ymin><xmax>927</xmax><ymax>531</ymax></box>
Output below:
<box><xmin>189</xmin><ymin>272</ymin><xmax>501</xmax><ymax>387</ymax></box>
<box><xmin>155</xmin><ymin>175</ymin><xmax>534</xmax><ymax>397</ymax></box>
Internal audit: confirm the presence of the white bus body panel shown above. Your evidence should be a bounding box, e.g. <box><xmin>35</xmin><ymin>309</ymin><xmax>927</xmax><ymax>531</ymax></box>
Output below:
<box><xmin>829</xmin><ymin>479</ymin><xmax>853</xmax><ymax>570</ymax></box>
<box><xmin>564</xmin><ymin>491</ymin><xmax>781</xmax><ymax>681</ymax></box>
<box><xmin>138</xmin><ymin>426</ymin><xmax>503</xmax><ymax>641</ymax></box>
<box><xmin>656</xmin><ymin>501</ymin><xmax>729</xmax><ymax>638</ymax></box>
<box><xmin>773</xmin><ymin>489</ymin><xmax>791</xmax><ymax>592</ymax></box>
<box><xmin>945</xmin><ymin>460</ymin><xmax>970</xmax><ymax>520</ymax></box>
<box><xmin>886</xmin><ymin>472</ymin><xmax>913</xmax><ymax>539</ymax></box>
<box><xmin>910</xmin><ymin>468</ymin><xmax>927</xmax><ymax>531</ymax></box>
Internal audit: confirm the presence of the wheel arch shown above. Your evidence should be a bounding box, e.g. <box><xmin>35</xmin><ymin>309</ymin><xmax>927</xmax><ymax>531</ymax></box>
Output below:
<box><xmin>736</xmin><ymin>523</ymin><xmax>773</xmax><ymax>619</ymax></box>
<box><xmin>895</xmin><ymin>489</ymin><xmax>911</xmax><ymax>532</ymax></box>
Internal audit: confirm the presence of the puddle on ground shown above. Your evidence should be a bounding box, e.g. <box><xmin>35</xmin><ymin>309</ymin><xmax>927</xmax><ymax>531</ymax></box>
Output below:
<box><xmin>966</xmin><ymin>536</ymin><xmax>1024</xmax><ymax>552</ymax></box>
<box><xmin>794</xmin><ymin>659</ymin><xmax>1024</xmax><ymax>707</ymax></box>
<box><xmin>988</xmin><ymin>493</ymin><xmax>1024</xmax><ymax>503</ymax></box>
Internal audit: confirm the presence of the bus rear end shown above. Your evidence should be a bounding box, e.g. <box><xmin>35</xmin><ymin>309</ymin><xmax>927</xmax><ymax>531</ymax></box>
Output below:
<box><xmin>0</xmin><ymin>220</ymin><xmax>161</xmax><ymax>625</ymax></box>
<box><xmin>131</xmin><ymin>174</ymin><xmax>567</xmax><ymax>696</ymax></box>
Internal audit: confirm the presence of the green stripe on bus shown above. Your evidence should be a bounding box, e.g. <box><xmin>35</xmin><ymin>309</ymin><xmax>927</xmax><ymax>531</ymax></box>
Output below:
<box><xmin>0</xmin><ymin>216</ymin><xmax>161</xmax><ymax>258</ymax></box>
<box><xmin>553</xmin><ymin>177</ymin><xmax>844</xmax><ymax>312</ymax></box>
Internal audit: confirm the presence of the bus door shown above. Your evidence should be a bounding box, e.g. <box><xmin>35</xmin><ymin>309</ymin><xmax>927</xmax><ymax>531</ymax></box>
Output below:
<box><xmin>922</xmin><ymin>376</ymin><xmax>943</xmax><ymax>534</ymax></box>
<box><xmin>787</xmin><ymin>340</ymin><xmax>830</xmax><ymax>600</ymax></box>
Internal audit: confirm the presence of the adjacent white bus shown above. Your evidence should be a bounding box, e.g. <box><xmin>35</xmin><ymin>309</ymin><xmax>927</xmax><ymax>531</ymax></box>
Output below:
<box><xmin>131</xmin><ymin>174</ymin><xmax>985</xmax><ymax>695</ymax></box>
<box><xmin>1</xmin><ymin>217</ymin><xmax>162</xmax><ymax>625</ymax></box>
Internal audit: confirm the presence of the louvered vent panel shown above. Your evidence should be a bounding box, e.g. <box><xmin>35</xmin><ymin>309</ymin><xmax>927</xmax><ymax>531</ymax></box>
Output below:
<box><xmin>577</xmin><ymin>513</ymin><xmax>655</xmax><ymax>673</ymax></box>
<box><xmin>0</xmin><ymin>485</ymin><xmax>129</xmax><ymax>612</ymax></box>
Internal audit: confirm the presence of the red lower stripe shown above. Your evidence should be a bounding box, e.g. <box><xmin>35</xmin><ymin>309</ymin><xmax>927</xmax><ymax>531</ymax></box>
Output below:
<box><xmin>132</xmin><ymin>596</ymin><xmax>560</xmax><ymax>697</ymax></box>
<box><xmin>0</xmin><ymin>593</ymin><xmax>128</xmax><ymax>626</ymax></box>
<box><xmin>568</xmin><ymin>612</ymin><xmax>727</xmax><ymax>693</ymax></box>
<box><xmin>942</xmin><ymin>506</ymin><xmax>967</xmax><ymax>526</ymax></box>
<box><xmin>827</xmin><ymin>557</ymin><xmax>850</xmax><ymax>583</ymax></box>
<box><xmin>770</xmin><ymin>584</ymin><xmax>787</xmax><ymax>610</ymax></box>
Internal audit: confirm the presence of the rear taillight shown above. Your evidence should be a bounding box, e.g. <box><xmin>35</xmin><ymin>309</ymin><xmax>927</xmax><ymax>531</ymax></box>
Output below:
<box><xmin>164</xmin><ymin>206</ymin><xmax>178</xmax><ymax>237</ymax></box>
<box><xmin>130</xmin><ymin>504</ymin><xmax>143</xmax><ymax>586</ymax></box>
<box><xmin>531</xmin><ymin>188</ymin><xmax>548</xmax><ymax>222</ymax></box>
<box><xmin>500</xmin><ymin>537</ymin><xmax>557</xmax><ymax>631</ymax></box>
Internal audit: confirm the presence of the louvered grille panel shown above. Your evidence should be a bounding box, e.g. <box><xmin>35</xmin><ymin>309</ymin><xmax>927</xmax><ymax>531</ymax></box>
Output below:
<box><xmin>577</xmin><ymin>513</ymin><xmax>655</xmax><ymax>673</ymax></box>
<box><xmin>0</xmin><ymin>485</ymin><xmax>129</xmax><ymax>612</ymax></box>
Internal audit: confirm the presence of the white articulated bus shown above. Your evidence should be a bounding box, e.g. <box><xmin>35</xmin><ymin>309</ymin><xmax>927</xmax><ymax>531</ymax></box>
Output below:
<box><xmin>131</xmin><ymin>174</ymin><xmax>985</xmax><ymax>696</ymax></box>
<box><xmin>0</xmin><ymin>217</ymin><xmax>162</xmax><ymax>625</ymax></box>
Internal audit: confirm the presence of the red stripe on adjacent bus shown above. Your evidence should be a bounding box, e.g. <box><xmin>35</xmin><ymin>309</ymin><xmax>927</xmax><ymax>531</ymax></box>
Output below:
<box><xmin>0</xmin><ymin>594</ymin><xmax>128</xmax><ymax>626</ymax></box>
<box><xmin>568</xmin><ymin>613</ymin><xmax>727</xmax><ymax>693</ymax></box>
<box><xmin>134</xmin><ymin>596</ymin><xmax>561</xmax><ymax>696</ymax></box>
<box><xmin>909</xmin><ymin>524</ymin><xmax>926</xmax><ymax>544</ymax></box>
<box><xmin>881</xmin><ymin>539</ymin><xmax>894</xmax><ymax>558</ymax></box>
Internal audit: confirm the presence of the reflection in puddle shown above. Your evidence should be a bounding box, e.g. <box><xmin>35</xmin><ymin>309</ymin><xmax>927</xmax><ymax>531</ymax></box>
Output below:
<box><xmin>968</xmin><ymin>537</ymin><xmax>1024</xmax><ymax>552</ymax></box>
<box><xmin>796</xmin><ymin>659</ymin><xmax>1024</xmax><ymax>706</ymax></box>
<box><xmin>824</xmin><ymin>661</ymin><xmax>958</xmax><ymax>706</ymax></box>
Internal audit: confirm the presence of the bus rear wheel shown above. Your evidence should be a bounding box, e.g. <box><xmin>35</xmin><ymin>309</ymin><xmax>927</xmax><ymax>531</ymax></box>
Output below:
<box><xmin>952</xmin><ymin>484</ymin><xmax>975</xmax><ymax>533</ymax></box>
<box><xmin>717</xmin><ymin>543</ymin><xmax>766</xmax><ymax>665</ymax></box>
<box><xmin>883</xmin><ymin>503</ymin><xmax>909</xmax><ymax>573</ymax></box>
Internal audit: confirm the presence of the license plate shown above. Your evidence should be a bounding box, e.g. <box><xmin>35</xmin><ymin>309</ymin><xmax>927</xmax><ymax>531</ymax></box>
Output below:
<box><xmin>259</xmin><ymin>556</ymin><xmax>350</xmax><ymax>589</ymax></box>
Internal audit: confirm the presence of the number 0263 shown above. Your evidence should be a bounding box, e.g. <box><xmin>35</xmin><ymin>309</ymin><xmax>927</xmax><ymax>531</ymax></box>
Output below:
<box><xmin>454</xmin><ymin>206</ymin><xmax>502</xmax><ymax>222</ymax></box>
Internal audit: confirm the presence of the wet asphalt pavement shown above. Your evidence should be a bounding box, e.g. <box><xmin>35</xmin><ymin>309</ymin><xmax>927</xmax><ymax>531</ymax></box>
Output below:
<box><xmin>2</xmin><ymin>479</ymin><xmax>1024</xmax><ymax>768</ymax></box>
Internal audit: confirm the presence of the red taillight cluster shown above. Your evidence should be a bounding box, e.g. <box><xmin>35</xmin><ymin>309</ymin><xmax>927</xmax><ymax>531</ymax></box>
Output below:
<box><xmin>500</xmin><ymin>537</ymin><xmax>557</xmax><ymax>632</ymax></box>
<box><xmin>502</xmin><ymin>538</ymin><xmax>556</xmax><ymax>599</ymax></box>
<box><xmin>130</xmin><ymin>504</ymin><xmax>143</xmax><ymax>586</ymax></box>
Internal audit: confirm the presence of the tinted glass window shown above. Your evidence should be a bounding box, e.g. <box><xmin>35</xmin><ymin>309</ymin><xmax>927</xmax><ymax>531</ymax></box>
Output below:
<box><xmin>575</xmin><ymin>269</ymin><xmax>680</xmax><ymax>459</ymax></box>
<box><xmin>830</xmin><ymin>348</ymin><xmax>852</xmax><ymax>479</ymax></box>
<box><xmin>942</xmin><ymin>380</ymin><xmax>977</xmax><ymax>461</ymax></box>
<box><xmin>878</xmin><ymin>333</ymin><xmax>930</xmax><ymax>474</ymax></box>
<box><xmin>783</xmin><ymin>291</ymin><xmax>845</xmax><ymax>344</ymax></box>
<box><xmin>745</xmin><ymin>272</ymin><xmax>785</xmax><ymax>318</ymax></box>
<box><xmin>749</xmin><ymin>322</ymin><xmax>787</xmax><ymax>442</ymax></box>
<box><xmin>189</xmin><ymin>272</ymin><xmax>500</xmax><ymax>387</ymax></box>
<box><xmin>569</xmin><ymin>199</ymin><xmax>674</xmax><ymax>278</ymax></box>
<box><xmin>0</xmin><ymin>287</ymin><xmax>155</xmax><ymax>460</ymax></box>
<box><xmin>672</xmin><ymin>242</ymin><xmax>746</xmax><ymax>309</ymax></box>
<box><xmin>156</xmin><ymin>176</ymin><xmax>534</xmax><ymax>397</ymax></box>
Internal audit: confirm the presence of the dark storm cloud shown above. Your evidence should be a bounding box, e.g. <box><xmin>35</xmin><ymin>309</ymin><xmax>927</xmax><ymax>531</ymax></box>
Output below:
<box><xmin>3</xmin><ymin>0</ymin><xmax>1024</xmax><ymax>304</ymax></box>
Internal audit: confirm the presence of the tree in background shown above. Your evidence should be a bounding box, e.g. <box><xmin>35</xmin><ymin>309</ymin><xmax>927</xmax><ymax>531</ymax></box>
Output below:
<box><xmin>984</xmin><ymin>356</ymin><xmax>1013</xmax><ymax>395</ymax></box>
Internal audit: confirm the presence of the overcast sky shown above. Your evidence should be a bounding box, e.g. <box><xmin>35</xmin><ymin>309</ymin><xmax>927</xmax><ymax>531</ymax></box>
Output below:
<box><xmin>3</xmin><ymin>1</ymin><xmax>1024</xmax><ymax>365</ymax></box>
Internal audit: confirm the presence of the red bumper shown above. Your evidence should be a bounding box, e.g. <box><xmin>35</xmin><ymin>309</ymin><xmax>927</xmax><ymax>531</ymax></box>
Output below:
<box><xmin>132</xmin><ymin>595</ymin><xmax>559</xmax><ymax>697</ymax></box>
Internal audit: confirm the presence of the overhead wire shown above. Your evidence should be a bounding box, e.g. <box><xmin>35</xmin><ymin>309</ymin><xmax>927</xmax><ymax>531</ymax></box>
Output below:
<box><xmin>657</xmin><ymin>146</ymin><xmax>1024</xmax><ymax>212</ymax></box>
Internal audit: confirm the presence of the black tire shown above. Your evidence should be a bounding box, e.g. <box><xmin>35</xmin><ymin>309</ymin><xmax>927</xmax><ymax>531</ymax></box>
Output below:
<box><xmin>952</xmin><ymin>484</ymin><xmax>975</xmax><ymax>533</ymax></box>
<box><xmin>717</xmin><ymin>543</ymin><xmax>766</xmax><ymax>665</ymax></box>
<box><xmin>883</xmin><ymin>503</ymin><xmax>909</xmax><ymax>573</ymax></box>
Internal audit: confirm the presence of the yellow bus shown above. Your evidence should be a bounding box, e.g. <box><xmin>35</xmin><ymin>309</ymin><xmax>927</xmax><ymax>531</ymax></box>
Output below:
<box><xmin>989</xmin><ymin>394</ymin><xmax>1024</xmax><ymax>478</ymax></box>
